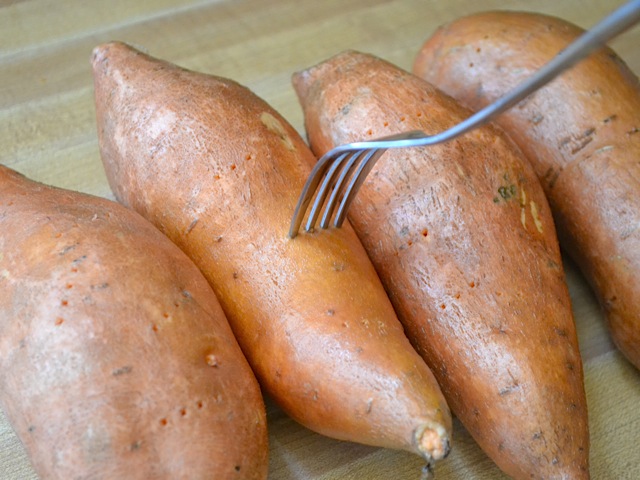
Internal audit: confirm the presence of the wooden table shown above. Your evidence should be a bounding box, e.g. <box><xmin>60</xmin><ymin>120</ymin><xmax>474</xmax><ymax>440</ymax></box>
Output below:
<box><xmin>1</xmin><ymin>1</ymin><xmax>639</xmax><ymax>478</ymax></box>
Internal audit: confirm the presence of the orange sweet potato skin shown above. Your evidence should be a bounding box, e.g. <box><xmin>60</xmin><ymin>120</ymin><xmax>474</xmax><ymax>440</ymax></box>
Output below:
<box><xmin>0</xmin><ymin>165</ymin><xmax>268</xmax><ymax>480</ymax></box>
<box><xmin>414</xmin><ymin>10</ymin><xmax>640</xmax><ymax>369</ymax></box>
<box><xmin>92</xmin><ymin>42</ymin><xmax>452</xmax><ymax>463</ymax></box>
<box><xmin>293</xmin><ymin>51</ymin><xmax>589</xmax><ymax>480</ymax></box>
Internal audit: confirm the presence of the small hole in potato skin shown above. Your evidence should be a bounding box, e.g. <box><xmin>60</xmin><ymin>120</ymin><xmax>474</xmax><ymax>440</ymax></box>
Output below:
<box><xmin>160</xmin><ymin>418</ymin><xmax>168</xmax><ymax>426</ymax></box>
<box><xmin>206</xmin><ymin>354</ymin><xmax>219</xmax><ymax>367</ymax></box>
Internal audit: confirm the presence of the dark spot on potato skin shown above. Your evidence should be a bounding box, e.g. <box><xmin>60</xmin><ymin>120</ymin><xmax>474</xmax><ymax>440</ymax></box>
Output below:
<box><xmin>72</xmin><ymin>255</ymin><xmax>87</xmax><ymax>264</ymax></box>
<box><xmin>59</xmin><ymin>244</ymin><xmax>78</xmax><ymax>255</ymax></box>
<box><xmin>130</xmin><ymin>440</ymin><xmax>142</xmax><ymax>451</ymax></box>
<box><xmin>112</xmin><ymin>365</ymin><xmax>133</xmax><ymax>376</ymax></box>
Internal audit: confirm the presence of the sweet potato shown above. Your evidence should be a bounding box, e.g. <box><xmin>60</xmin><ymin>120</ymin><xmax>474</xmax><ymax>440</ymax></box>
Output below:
<box><xmin>0</xmin><ymin>165</ymin><xmax>268</xmax><ymax>479</ymax></box>
<box><xmin>293</xmin><ymin>50</ymin><xmax>589</xmax><ymax>479</ymax></box>
<box><xmin>413</xmin><ymin>10</ymin><xmax>640</xmax><ymax>370</ymax></box>
<box><xmin>91</xmin><ymin>42</ymin><xmax>452</xmax><ymax>467</ymax></box>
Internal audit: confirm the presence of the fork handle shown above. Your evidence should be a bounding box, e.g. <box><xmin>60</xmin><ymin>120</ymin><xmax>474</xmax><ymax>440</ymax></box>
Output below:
<box><xmin>347</xmin><ymin>0</ymin><xmax>640</xmax><ymax>151</ymax></box>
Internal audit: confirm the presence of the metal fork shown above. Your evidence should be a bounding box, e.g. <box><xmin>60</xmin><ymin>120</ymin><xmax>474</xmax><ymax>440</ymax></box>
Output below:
<box><xmin>288</xmin><ymin>0</ymin><xmax>640</xmax><ymax>238</ymax></box>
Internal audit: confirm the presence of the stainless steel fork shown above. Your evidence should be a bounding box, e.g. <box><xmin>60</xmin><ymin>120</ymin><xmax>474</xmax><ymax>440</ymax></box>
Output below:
<box><xmin>288</xmin><ymin>0</ymin><xmax>640</xmax><ymax>238</ymax></box>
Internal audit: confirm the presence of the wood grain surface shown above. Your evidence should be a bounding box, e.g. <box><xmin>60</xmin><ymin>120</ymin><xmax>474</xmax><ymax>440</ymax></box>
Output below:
<box><xmin>1</xmin><ymin>1</ymin><xmax>639</xmax><ymax>479</ymax></box>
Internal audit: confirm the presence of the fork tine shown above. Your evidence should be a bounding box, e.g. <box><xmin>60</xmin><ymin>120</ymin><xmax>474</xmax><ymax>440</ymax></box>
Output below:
<box><xmin>288</xmin><ymin>152</ymin><xmax>339</xmax><ymax>238</ymax></box>
<box><xmin>319</xmin><ymin>150</ymin><xmax>364</xmax><ymax>229</ymax></box>
<box><xmin>304</xmin><ymin>151</ymin><xmax>351</xmax><ymax>232</ymax></box>
<box><xmin>333</xmin><ymin>148</ymin><xmax>387</xmax><ymax>228</ymax></box>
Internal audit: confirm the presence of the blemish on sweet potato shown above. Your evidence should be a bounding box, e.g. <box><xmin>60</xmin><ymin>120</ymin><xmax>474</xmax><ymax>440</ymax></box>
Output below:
<box><xmin>554</xmin><ymin>327</ymin><xmax>568</xmax><ymax>338</ymax></box>
<box><xmin>112</xmin><ymin>365</ymin><xmax>133</xmax><ymax>376</ymax></box>
<box><xmin>530</xmin><ymin>201</ymin><xmax>544</xmax><ymax>233</ymax></box>
<box><xmin>205</xmin><ymin>353</ymin><xmax>219</xmax><ymax>367</ymax></box>
<box><xmin>72</xmin><ymin>255</ymin><xmax>87</xmax><ymax>265</ymax></box>
<box><xmin>530</xmin><ymin>114</ymin><xmax>544</xmax><ymax>125</ymax></box>
<box><xmin>185</xmin><ymin>218</ymin><xmax>198</xmax><ymax>234</ymax></box>
<box><xmin>260</xmin><ymin>112</ymin><xmax>295</xmax><ymax>151</ymax></box>
<box><xmin>59</xmin><ymin>244</ymin><xmax>77</xmax><ymax>255</ymax></box>
<box><xmin>332</xmin><ymin>261</ymin><xmax>346</xmax><ymax>272</ymax></box>
<box><xmin>498</xmin><ymin>384</ymin><xmax>519</xmax><ymax>396</ymax></box>
<box><xmin>130</xmin><ymin>440</ymin><xmax>142</xmax><ymax>451</ymax></box>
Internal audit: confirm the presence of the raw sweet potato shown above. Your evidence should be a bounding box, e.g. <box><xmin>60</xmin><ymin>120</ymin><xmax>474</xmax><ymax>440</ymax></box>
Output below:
<box><xmin>91</xmin><ymin>42</ymin><xmax>452</xmax><ymax>467</ymax></box>
<box><xmin>0</xmin><ymin>165</ymin><xmax>268</xmax><ymax>479</ymax></box>
<box><xmin>413</xmin><ymin>10</ymin><xmax>640</xmax><ymax>369</ymax></box>
<box><xmin>293</xmin><ymin>50</ymin><xmax>589</xmax><ymax>480</ymax></box>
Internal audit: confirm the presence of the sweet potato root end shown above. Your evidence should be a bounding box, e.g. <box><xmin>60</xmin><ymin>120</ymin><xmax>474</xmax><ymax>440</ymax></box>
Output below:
<box><xmin>415</xmin><ymin>422</ymin><xmax>451</xmax><ymax>462</ymax></box>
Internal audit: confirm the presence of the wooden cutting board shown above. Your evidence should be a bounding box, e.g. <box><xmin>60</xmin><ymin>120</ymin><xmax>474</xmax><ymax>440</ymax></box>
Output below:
<box><xmin>1</xmin><ymin>1</ymin><xmax>639</xmax><ymax>479</ymax></box>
